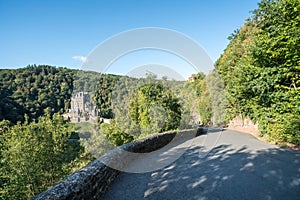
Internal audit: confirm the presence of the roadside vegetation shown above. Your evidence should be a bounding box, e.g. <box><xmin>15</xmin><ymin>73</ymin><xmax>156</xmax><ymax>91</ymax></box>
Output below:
<box><xmin>0</xmin><ymin>0</ymin><xmax>299</xmax><ymax>198</ymax></box>
<box><xmin>216</xmin><ymin>0</ymin><xmax>300</xmax><ymax>145</ymax></box>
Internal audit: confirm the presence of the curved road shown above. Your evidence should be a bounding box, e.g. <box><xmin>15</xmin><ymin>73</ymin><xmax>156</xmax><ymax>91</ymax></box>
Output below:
<box><xmin>103</xmin><ymin>129</ymin><xmax>300</xmax><ymax>200</ymax></box>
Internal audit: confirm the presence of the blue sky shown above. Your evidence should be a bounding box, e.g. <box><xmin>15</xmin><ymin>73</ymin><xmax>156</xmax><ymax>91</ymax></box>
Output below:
<box><xmin>0</xmin><ymin>0</ymin><xmax>260</xmax><ymax>78</ymax></box>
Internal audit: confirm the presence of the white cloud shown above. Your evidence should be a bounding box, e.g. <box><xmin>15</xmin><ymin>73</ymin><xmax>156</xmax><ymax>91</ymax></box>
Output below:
<box><xmin>72</xmin><ymin>56</ymin><xmax>88</xmax><ymax>63</ymax></box>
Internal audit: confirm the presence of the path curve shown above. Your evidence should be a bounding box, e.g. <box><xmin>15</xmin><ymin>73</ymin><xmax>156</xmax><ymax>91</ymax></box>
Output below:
<box><xmin>103</xmin><ymin>129</ymin><xmax>300</xmax><ymax>200</ymax></box>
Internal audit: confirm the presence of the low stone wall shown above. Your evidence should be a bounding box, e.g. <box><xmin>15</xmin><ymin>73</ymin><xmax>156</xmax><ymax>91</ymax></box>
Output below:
<box><xmin>228</xmin><ymin>117</ymin><xmax>259</xmax><ymax>135</ymax></box>
<box><xmin>33</xmin><ymin>128</ymin><xmax>203</xmax><ymax>200</ymax></box>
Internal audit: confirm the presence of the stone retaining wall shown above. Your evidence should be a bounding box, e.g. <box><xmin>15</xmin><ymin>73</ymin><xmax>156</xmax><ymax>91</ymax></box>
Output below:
<box><xmin>33</xmin><ymin>128</ymin><xmax>203</xmax><ymax>200</ymax></box>
<box><xmin>228</xmin><ymin>117</ymin><xmax>259</xmax><ymax>135</ymax></box>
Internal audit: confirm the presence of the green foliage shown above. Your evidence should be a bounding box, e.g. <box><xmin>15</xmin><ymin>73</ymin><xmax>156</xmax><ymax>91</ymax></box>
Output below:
<box><xmin>129</xmin><ymin>83</ymin><xmax>182</xmax><ymax>133</ymax></box>
<box><xmin>189</xmin><ymin>72</ymin><xmax>206</xmax><ymax>96</ymax></box>
<box><xmin>216</xmin><ymin>22</ymin><xmax>256</xmax><ymax>121</ymax></box>
<box><xmin>73</xmin><ymin>70</ymin><xmax>101</xmax><ymax>93</ymax></box>
<box><xmin>190</xmin><ymin>71</ymin><xmax>226</xmax><ymax>126</ymax></box>
<box><xmin>0</xmin><ymin>65</ymin><xmax>75</xmax><ymax>123</ymax></box>
<box><xmin>0</xmin><ymin>113</ymin><xmax>85</xmax><ymax>199</ymax></box>
<box><xmin>216</xmin><ymin>0</ymin><xmax>300</xmax><ymax>145</ymax></box>
<box><xmin>98</xmin><ymin>74</ymin><xmax>200</xmax><ymax>143</ymax></box>
<box><xmin>75</xmin><ymin>122</ymin><xmax>115</xmax><ymax>158</ymax></box>
<box><xmin>206</xmin><ymin>71</ymin><xmax>227</xmax><ymax>126</ymax></box>
<box><xmin>94</xmin><ymin>74</ymin><xmax>121</xmax><ymax>118</ymax></box>
<box><xmin>190</xmin><ymin>72</ymin><xmax>211</xmax><ymax>125</ymax></box>
<box><xmin>110</xmin><ymin>76</ymin><xmax>142</xmax><ymax>137</ymax></box>
<box><xmin>73</xmin><ymin>70</ymin><xmax>103</xmax><ymax>104</ymax></box>
<box><xmin>99</xmin><ymin>74</ymin><xmax>198</xmax><ymax>142</ymax></box>
<box><xmin>100</xmin><ymin>120</ymin><xmax>134</xmax><ymax>146</ymax></box>
<box><xmin>175</xmin><ymin>81</ymin><xmax>200</xmax><ymax>129</ymax></box>
<box><xmin>197</xmin><ymin>80</ymin><xmax>212</xmax><ymax>125</ymax></box>
<box><xmin>0</xmin><ymin>65</ymin><xmax>110</xmax><ymax>124</ymax></box>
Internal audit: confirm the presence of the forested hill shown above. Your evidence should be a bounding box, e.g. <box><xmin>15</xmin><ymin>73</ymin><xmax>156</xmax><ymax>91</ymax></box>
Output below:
<box><xmin>0</xmin><ymin>65</ymin><xmax>114</xmax><ymax>123</ymax></box>
<box><xmin>0</xmin><ymin>65</ymin><xmax>76</xmax><ymax>123</ymax></box>
<box><xmin>0</xmin><ymin>65</ymin><xmax>151</xmax><ymax>123</ymax></box>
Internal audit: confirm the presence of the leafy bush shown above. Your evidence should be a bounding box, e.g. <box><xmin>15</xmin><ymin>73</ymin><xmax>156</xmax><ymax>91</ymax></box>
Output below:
<box><xmin>129</xmin><ymin>83</ymin><xmax>182</xmax><ymax>133</ymax></box>
<box><xmin>216</xmin><ymin>0</ymin><xmax>300</xmax><ymax>145</ymax></box>
<box><xmin>100</xmin><ymin>120</ymin><xmax>134</xmax><ymax>146</ymax></box>
<box><xmin>0</xmin><ymin>114</ymin><xmax>85</xmax><ymax>199</ymax></box>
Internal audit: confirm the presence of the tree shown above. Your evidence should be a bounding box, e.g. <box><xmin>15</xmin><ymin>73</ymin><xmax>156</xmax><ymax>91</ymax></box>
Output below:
<box><xmin>216</xmin><ymin>0</ymin><xmax>300</xmax><ymax>145</ymax></box>
<box><xmin>198</xmin><ymin>81</ymin><xmax>212</xmax><ymax>125</ymax></box>
<box><xmin>94</xmin><ymin>74</ymin><xmax>120</xmax><ymax>118</ymax></box>
<box><xmin>250</xmin><ymin>0</ymin><xmax>300</xmax><ymax>143</ymax></box>
<box><xmin>0</xmin><ymin>114</ymin><xmax>84</xmax><ymax>199</ymax></box>
<box><xmin>129</xmin><ymin>83</ymin><xmax>182</xmax><ymax>133</ymax></box>
<box><xmin>0</xmin><ymin>65</ymin><xmax>75</xmax><ymax>123</ymax></box>
<box><xmin>100</xmin><ymin>120</ymin><xmax>134</xmax><ymax>146</ymax></box>
<box><xmin>206</xmin><ymin>71</ymin><xmax>227</xmax><ymax>126</ymax></box>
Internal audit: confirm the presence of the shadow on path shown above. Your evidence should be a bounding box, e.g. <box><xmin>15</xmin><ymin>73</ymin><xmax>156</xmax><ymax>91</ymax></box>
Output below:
<box><xmin>103</xmin><ymin>131</ymin><xmax>300</xmax><ymax>200</ymax></box>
